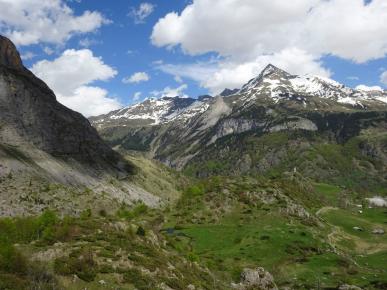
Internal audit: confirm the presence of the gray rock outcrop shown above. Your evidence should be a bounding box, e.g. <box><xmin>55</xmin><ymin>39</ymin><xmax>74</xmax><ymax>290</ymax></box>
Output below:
<box><xmin>232</xmin><ymin>267</ymin><xmax>278</xmax><ymax>290</ymax></box>
<box><xmin>0</xmin><ymin>35</ymin><xmax>133</xmax><ymax>174</ymax></box>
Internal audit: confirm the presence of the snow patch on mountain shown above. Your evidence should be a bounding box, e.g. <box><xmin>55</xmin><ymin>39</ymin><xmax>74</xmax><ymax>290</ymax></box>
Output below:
<box><xmin>108</xmin><ymin>96</ymin><xmax>210</xmax><ymax>125</ymax></box>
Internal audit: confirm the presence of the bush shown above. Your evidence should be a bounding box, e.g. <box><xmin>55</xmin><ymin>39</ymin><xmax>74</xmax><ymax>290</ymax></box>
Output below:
<box><xmin>0</xmin><ymin>273</ymin><xmax>28</xmax><ymax>289</ymax></box>
<box><xmin>123</xmin><ymin>268</ymin><xmax>156</xmax><ymax>290</ymax></box>
<box><xmin>136</xmin><ymin>226</ymin><xmax>146</xmax><ymax>236</ymax></box>
<box><xmin>54</xmin><ymin>248</ymin><xmax>97</xmax><ymax>282</ymax></box>
<box><xmin>117</xmin><ymin>203</ymin><xmax>149</xmax><ymax>220</ymax></box>
<box><xmin>186</xmin><ymin>185</ymin><xmax>205</xmax><ymax>197</ymax></box>
<box><xmin>0</xmin><ymin>243</ymin><xmax>28</xmax><ymax>274</ymax></box>
<box><xmin>80</xmin><ymin>209</ymin><xmax>92</xmax><ymax>219</ymax></box>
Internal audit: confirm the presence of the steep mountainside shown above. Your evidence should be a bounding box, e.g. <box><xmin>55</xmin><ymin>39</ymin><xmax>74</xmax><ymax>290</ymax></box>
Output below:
<box><xmin>91</xmin><ymin>65</ymin><xmax>387</xmax><ymax>191</ymax></box>
<box><xmin>0</xmin><ymin>35</ymin><xmax>162</xmax><ymax>216</ymax></box>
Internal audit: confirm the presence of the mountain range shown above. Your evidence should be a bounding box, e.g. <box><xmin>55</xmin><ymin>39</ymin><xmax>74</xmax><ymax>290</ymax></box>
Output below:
<box><xmin>91</xmin><ymin>64</ymin><xmax>387</xmax><ymax>128</ymax></box>
<box><xmin>90</xmin><ymin>64</ymin><xmax>387</xmax><ymax>191</ymax></box>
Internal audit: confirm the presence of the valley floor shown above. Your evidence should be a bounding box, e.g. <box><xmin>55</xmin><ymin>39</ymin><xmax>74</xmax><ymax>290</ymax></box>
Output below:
<box><xmin>0</xmin><ymin>158</ymin><xmax>386</xmax><ymax>289</ymax></box>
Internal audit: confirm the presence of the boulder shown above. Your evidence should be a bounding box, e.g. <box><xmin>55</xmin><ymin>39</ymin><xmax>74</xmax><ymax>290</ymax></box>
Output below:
<box><xmin>372</xmin><ymin>228</ymin><xmax>385</xmax><ymax>235</ymax></box>
<box><xmin>232</xmin><ymin>267</ymin><xmax>278</xmax><ymax>290</ymax></box>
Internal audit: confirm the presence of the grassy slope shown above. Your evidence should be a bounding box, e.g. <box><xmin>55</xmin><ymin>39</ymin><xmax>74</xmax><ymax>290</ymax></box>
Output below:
<box><xmin>161</xmin><ymin>177</ymin><xmax>387</xmax><ymax>289</ymax></box>
<box><xmin>125</xmin><ymin>153</ymin><xmax>187</xmax><ymax>202</ymax></box>
<box><xmin>0</xmin><ymin>207</ymin><xmax>225</xmax><ymax>290</ymax></box>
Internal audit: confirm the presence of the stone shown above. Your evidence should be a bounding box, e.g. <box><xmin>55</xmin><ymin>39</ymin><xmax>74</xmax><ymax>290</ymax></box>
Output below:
<box><xmin>372</xmin><ymin>228</ymin><xmax>385</xmax><ymax>235</ymax></box>
<box><xmin>232</xmin><ymin>267</ymin><xmax>278</xmax><ymax>290</ymax></box>
<box><xmin>338</xmin><ymin>284</ymin><xmax>362</xmax><ymax>290</ymax></box>
<box><xmin>98</xmin><ymin>280</ymin><xmax>106</xmax><ymax>285</ymax></box>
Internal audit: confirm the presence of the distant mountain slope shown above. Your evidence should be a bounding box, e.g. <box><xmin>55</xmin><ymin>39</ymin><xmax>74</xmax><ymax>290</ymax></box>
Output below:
<box><xmin>91</xmin><ymin>64</ymin><xmax>387</xmax><ymax>190</ymax></box>
<box><xmin>0</xmin><ymin>35</ymin><xmax>162</xmax><ymax>216</ymax></box>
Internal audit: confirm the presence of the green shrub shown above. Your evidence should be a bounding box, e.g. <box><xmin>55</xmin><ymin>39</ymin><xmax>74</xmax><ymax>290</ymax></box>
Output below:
<box><xmin>116</xmin><ymin>203</ymin><xmax>149</xmax><ymax>220</ymax></box>
<box><xmin>0</xmin><ymin>273</ymin><xmax>28</xmax><ymax>289</ymax></box>
<box><xmin>123</xmin><ymin>268</ymin><xmax>156</xmax><ymax>290</ymax></box>
<box><xmin>0</xmin><ymin>243</ymin><xmax>28</xmax><ymax>274</ymax></box>
<box><xmin>80</xmin><ymin>209</ymin><xmax>92</xmax><ymax>219</ymax></box>
<box><xmin>54</xmin><ymin>248</ymin><xmax>97</xmax><ymax>282</ymax></box>
<box><xmin>136</xmin><ymin>226</ymin><xmax>146</xmax><ymax>236</ymax></box>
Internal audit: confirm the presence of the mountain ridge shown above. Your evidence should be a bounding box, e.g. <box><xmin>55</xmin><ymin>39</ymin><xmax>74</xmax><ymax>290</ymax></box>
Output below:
<box><xmin>91</xmin><ymin>64</ymin><xmax>387</xmax><ymax>130</ymax></box>
<box><xmin>90</xmin><ymin>64</ymin><xmax>387</xmax><ymax>187</ymax></box>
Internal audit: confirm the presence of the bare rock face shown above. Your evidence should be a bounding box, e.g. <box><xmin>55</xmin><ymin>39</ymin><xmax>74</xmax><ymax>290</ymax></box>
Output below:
<box><xmin>0</xmin><ymin>35</ymin><xmax>133</xmax><ymax>174</ymax></box>
<box><xmin>0</xmin><ymin>36</ymin><xmax>24</xmax><ymax>70</ymax></box>
<box><xmin>232</xmin><ymin>267</ymin><xmax>278</xmax><ymax>290</ymax></box>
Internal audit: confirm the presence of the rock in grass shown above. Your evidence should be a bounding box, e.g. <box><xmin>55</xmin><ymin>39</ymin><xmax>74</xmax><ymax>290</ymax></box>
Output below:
<box><xmin>338</xmin><ymin>284</ymin><xmax>362</xmax><ymax>290</ymax></box>
<box><xmin>232</xmin><ymin>267</ymin><xmax>278</xmax><ymax>290</ymax></box>
<box><xmin>372</xmin><ymin>228</ymin><xmax>385</xmax><ymax>235</ymax></box>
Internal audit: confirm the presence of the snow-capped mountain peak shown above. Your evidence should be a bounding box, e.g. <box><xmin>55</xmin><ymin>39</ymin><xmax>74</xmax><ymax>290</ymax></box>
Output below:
<box><xmin>91</xmin><ymin>96</ymin><xmax>211</xmax><ymax>127</ymax></box>
<box><xmin>238</xmin><ymin>65</ymin><xmax>386</xmax><ymax>106</ymax></box>
<box><xmin>91</xmin><ymin>65</ymin><xmax>387</xmax><ymax>130</ymax></box>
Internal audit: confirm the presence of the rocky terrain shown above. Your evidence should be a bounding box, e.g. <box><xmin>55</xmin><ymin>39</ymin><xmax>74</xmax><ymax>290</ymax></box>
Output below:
<box><xmin>0</xmin><ymin>35</ymin><xmax>163</xmax><ymax>215</ymax></box>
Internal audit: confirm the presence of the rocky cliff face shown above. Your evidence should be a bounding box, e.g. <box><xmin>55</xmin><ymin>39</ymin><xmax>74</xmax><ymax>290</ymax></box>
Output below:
<box><xmin>0</xmin><ymin>35</ymin><xmax>131</xmax><ymax>173</ymax></box>
<box><xmin>0</xmin><ymin>35</ymin><xmax>162</xmax><ymax>216</ymax></box>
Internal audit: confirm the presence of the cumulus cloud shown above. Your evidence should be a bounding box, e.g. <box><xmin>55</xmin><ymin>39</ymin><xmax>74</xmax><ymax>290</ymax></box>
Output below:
<box><xmin>130</xmin><ymin>2</ymin><xmax>155</xmax><ymax>24</ymax></box>
<box><xmin>0</xmin><ymin>0</ymin><xmax>109</xmax><ymax>46</ymax></box>
<box><xmin>152</xmin><ymin>0</ymin><xmax>387</xmax><ymax>93</ymax></box>
<box><xmin>380</xmin><ymin>71</ymin><xmax>387</xmax><ymax>86</ymax></box>
<box><xmin>60</xmin><ymin>86</ymin><xmax>122</xmax><ymax>117</ymax></box>
<box><xmin>157</xmin><ymin>48</ymin><xmax>330</xmax><ymax>94</ymax></box>
<box><xmin>152</xmin><ymin>0</ymin><xmax>387</xmax><ymax>62</ymax></box>
<box><xmin>43</xmin><ymin>47</ymin><xmax>54</xmax><ymax>55</ymax></box>
<box><xmin>133</xmin><ymin>92</ymin><xmax>142</xmax><ymax>102</ymax></box>
<box><xmin>123</xmin><ymin>72</ymin><xmax>150</xmax><ymax>84</ymax></box>
<box><xmin>31</xmin><ymin>49</ymin><xmax>121</xmax><ymax>117</ymax></box>
<box><xmin>151</xmin><ymin>84</ymin><xmax>188</xmax><ymax>98</ymax></box>
<box><xmin>21</xmin><ymin>51</ymin><xmax>36</xmax><ymax>60</ymax></box>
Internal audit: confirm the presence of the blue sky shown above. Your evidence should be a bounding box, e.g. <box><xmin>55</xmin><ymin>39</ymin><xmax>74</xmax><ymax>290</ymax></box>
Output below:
<box><xmin>1</xmin><ymin>0</ymin><xmax>387</xmax><ymax>116</ymax></box>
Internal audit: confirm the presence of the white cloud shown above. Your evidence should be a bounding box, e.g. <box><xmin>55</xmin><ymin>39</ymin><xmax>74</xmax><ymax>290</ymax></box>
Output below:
<box><xmin>130</xmin><ymin>2</ymin><xmax>155</xmax><ymax>24</ymax></box>
<box><xmin>0</xmin><ymin>0</ymin><xmax>109</xmax><ymax>46</ymax></box>
<box><xmin>380</xmin><ymin>71</ymin><xmax>387</xmax><ymax>86</ymax></box>
<box><xmin>79</xmin><ymin>37</ymin><xmax>100</xmax><ymax>48</ymax></box>
<box><xmin>152</xmin><ymin>0</ymin><xmax>387</xmax><ymax>93</ymax></box>
<box><xmin>152</xmin><ymin>0</ymin><xmax>387</xmax><ymax>63</ymax></box>
<box><xmin>157</xmin><ymin>48</ymin><xmax>330</xmax><ymax>94</ymax></box>
<box><xmin>356</xmin><ymin>85</ymin><xmax>383</xmax><ymax>92</ymax></box>
<box><xmin>174</xmin><ymin>75</ymin><xmax>183</xmax><ymax>83</ymax></box>
<box><xmin>123</xmin><ymin>72</ymin><xmax>150</xmax><ymax>84</ymax></box>
<box><xmin>43</xmin><ymin>47</ymin><xmax>54</xmax><ymax>55</ymax></box>
<box><xmin>31</xmin><ymin>49</ymin><xmax>121</xmax><ymax>117</ymax></box>
<box><xmin>61</xmin><ymin>86</ymin><xmax>122</xmax><ymax>117</ymax></box>
<box><xmin>133</xmin><ymin>92</ymin><xmax>142</xmax><ymax>101</ymax></box>
<box><xmin>21</xmin><ymin>51</ymin><xmax>36</xmax><ymax>60</ymax></box>
<box><xmin>347</xmin><ymin>76</ymin><xmax>359</xmax><ymax>81</ymax></box>
<box><xmin>151</xmin><ymin>84</ymin><xmax>189</xmax><ymax>98</ymax></box>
